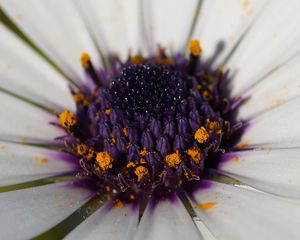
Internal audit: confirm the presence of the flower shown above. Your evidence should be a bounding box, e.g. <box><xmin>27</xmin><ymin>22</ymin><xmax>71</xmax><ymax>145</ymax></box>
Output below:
<box><xmin>1</xmin><ymin>1</ymin><xmax>300</xmax><ymax>240</ymax></box>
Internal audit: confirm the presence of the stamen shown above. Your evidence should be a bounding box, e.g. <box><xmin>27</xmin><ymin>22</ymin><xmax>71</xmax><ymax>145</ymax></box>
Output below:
<box><xmin>194</xmin><ymin>127</ymin><xmax>209</xmax><ymax>144</ymax></box>
<box><xmin>189</xmin><ymin>39</ymin><xmax>202</xmax><ymax>57</ymax></box>
<box><xmin>165</xmin><ymin>150</ymin><xmax>182</xmax><ymax>168</ymax></box>
<box><xmin>187</xmin><ymin>148</ymin><xmax>202</xmax><ymax>165</ymax></box>
<box><xmin>59</xmin><ymin>110</ymin><xmax>76</xmax><ymax>129</ymax></box>
<box><xmin>134</xmin><ymin>166</ymin><xmax>149</xmax><ymax>182</ymax></box>
<box><xmin>80</xmin><ymin>52</ymin><xmax>101</xmax><ymax>87</ymax></box>
<box><xmin>96</xmin><ymin>152</ymin><xmax>113</xmax><ymax>171</ymax></box>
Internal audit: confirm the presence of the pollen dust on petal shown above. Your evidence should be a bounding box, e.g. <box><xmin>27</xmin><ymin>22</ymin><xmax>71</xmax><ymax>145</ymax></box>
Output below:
<box><xmin>231</xmin><ymin>156</ymin><xmax>239</xmax><ymax>162</ymax></box>
<box><xmin>236</xmin><ymin>142</ymin><xmax>250</xmax><ymax>149</ymax></box>
<box><xmin>197</xmin><ymin>202</ymin><xmax>217</xmax><ymax>211</ymax></box>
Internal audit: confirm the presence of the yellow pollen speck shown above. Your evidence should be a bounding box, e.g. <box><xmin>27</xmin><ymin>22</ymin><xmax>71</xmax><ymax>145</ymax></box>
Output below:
<box><xmin>86</xmin><ymin>148</ymin><xmax>95</xmax><ymax>160</ymax></box>
<box><xmin>38</xmin><ymin>157</ymin><xmax>48</xmax><ymax>165</ymax></box>
<box><xmin>96</xmin><ymin>152</ymin><xmax>113</xmax><ymax>171</ymax></box>
<box><xmin>139</xmin><ymin>158</ymin><xmax>146</xmax><ymax>164</ymax></box>
<box><xmin>194</xmin><ymin>127</ymin><xmax>209</xmax><ymax>144</ymax></box>
<box><xmin>140</xmin><ymin>148</ymin><xmax>148</xmax><ymax>156</ymax></box>
<box><xmin>113</xmin><ymin>199</ymin><xmax>124</xmax><ymax>208</ymax></box>
<box><xmin>187</xmin><ymin>148</ymin><xmax>201</xmax><ymax>165</ymax></box>
<box><xmin>231</xmin><ymin>156</ymin><xmax>239</xmax><ymax>162</ymax></box>
<box><xmin>73</xmin><ymin>93</ymin><xmax>84</xmax><ymax>103</ymax></box>
<box><xmin>131</xmin><ymin>55</ymin><xmax>143</xmax><ymax>64</ymax></box>
<box><xmin>189</xmin><ymin>39</ymin><xmax>202</xmax><ymax>57</ymax></box>
<box><xmin>165</xmin><ymin>150</ymin><xmax>182</xmax><ymax>168</ymax></box>
<box><xmin>80</xmin><ymin>52</ymin><xmax>90</xmax><ymax>69</ymax></box>
<box><xmin>59</xmin><ymin>110</ymin><xmax>76</xmax><ymax>129</ymax></box>
<box><xmin>77</xmin><ymin>144</ymin><xmax>88</xmax><ymax>155</ymax></box>
<box><xmin>197</xmin><ymin>202</ymin><xmax>217</xmax><ymax>210</ymax></box>
<box><xmin>123</xmin><ymin>128</ymin><xmax>128</xmax><ymax>137</ymax></box>
<box><xmin>0</xmin><ymin>144</ymin><xmax>5</xmax><ymax>151</ymax></box>
<box><xmin>134</xmin><ymin>166</ymin><xmax>149</xmax><ymax>182</ymax></box>
<box><xmin>207</xmin><ymin>119</ymin><xmax>222</xmax><ymax>134</ymax></box>
<box><xmin>111</xmin><ymin>134</ymin><xmax>116</xmax><ymax>145</ymax></box>
<box><xmin>126</xmin><ymin>161</ymin><xmax>136</xmax><ymax>168</ymax></box>
<box><xmin>104</xmin><ymin>108</ymin><xmax>111</xmax><ymax>115</ymax></box>
<box><xmin>73</xmin><ymin>93</ymin><xmax>89</xmax><ymax>107</ymax></box>
<box><xmin>236</xmin><ymin>142</ymin><xmax>249</xmax><ymax>149</ymax></box>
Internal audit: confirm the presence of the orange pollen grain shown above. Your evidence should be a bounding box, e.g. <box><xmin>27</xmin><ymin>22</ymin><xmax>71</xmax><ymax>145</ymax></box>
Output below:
<box><xmin>77</xmin><ymin>144</ymin><xmax>88</xmax><ymax>155</ymax></box>
<box><xmin>96</xmin><ymin>152</ymin><xmax>113</xmax><ymax>171</ymax></box>
<box><xmin>231</xmin><ymin>156</ymin><xmax>239</xmax><ymax>162</ymax></box>
<box><xmin>59</xmin><ymin>110</ymin><xmax>76</xmax><ymax>129</ymax></box>
<box><xmin>189</xmin><ymin>39</ymin><xmax>202</xmax><ymax>57</ymax></box>
<box><xmin>80</xmin><ymin>52</ymin><xmax>91</xmax><ymax>69</ymax></box>
<box><xmin>139</xmin><ymin>158</ymin><xmax>146</xmax><ymax>164</ymax></box>
<box><xmin>207</xmin><ymin>119</ymin><xmax>221</xmax><ymax>134</ymax></box>
<box><xmin>126</xmin><ymin>161</ymin><xmax>136</xmax><ymax>168</ymax></box>
<box><xmin>140</xmin><ymin>148</ymin><xmax>148</xmax><ymax>156</ymax></box>
<box><xmin>134</xmin><ymin>166</ymin><xmax>149</xmax><ymax>182</ymax></box>
<box><xmin>123</xmin><ymin>128</ymin><xmax>128</xmax><ymax>137</ymax></box>
<box><xmin>131</xmin><ymin>55</ymin><xmax>143</xmax><ymax>64</ymax></box>
<box><xmin>197</xmin><ymin>202</ymin><xmax>217</xmax><ymax>210</ymax></box>
<box><xmin>165</xmin><ymin>150</ymin><xmax>182</xmax><ymax>168</ymax></box>
<box><xmin>194</xmin><ymin>127</ymin><xmax>209</xmax><ymax>144</ymax></box>
<box><xmin>104</xmin><ymin>108</ymin><xmax>111</xmax><ymax>115</ymax></box>
<box><xmin>38</xmin><ymin>157</ymin><xmax>48</xmax><ymax>165</ymax></box>
<box><xmin>113</xmin><ymin>199</ymin><xmax>124</xmax><ymax>209</ymax></box>
<box><xmin>187</xmin><ymin>148</ymin><xmax>201</xmax><ymax>165</ymax></box>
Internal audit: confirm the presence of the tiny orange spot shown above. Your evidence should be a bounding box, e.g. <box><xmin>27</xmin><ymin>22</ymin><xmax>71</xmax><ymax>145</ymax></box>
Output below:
<box><xmin>38</xmin><ymin>157</ymin><xmax>48</xmax><ymax>165</ymax></box>
<box><xmin>187</xmin><ymin>148</ymin><xmax>201</xmax><ymax>165</ymax></box>
<box><xmin>189</xmin><ymin>39</ymin><xmax>202</xmax><ymax>57</ymax></box>
<box><xmin>139</xmin><ymin>158</ymin><xmax>146</xmax><ymax>164</ymax></box>
<box><xmin>194</xmin><ymin>127</ymin><xmax>209</xmax><ymax>144</ymax></box>
<box><xmin>80</xmin><ymin>52</ymin><xmax>91</xmax><ymax>69</ymax></box>
<box><xmin>236</xmin><ymin>142</ymin><xmax>249</xmax><ymax>149</ymax></box>
<box><xmin>113</xmin><ymin>199</ymin><xmax>124</xmax><ymax>208</ymax></box>
<box><xmin>123</xmin><ymin>128</ymin><xmax>128</xmax><ymax>137</ymax></box>
<box><xmin>105</xmin><ymin>108</ymin><xmax>111</xmax><ymax>115</ymax></box>
<box><xmin>197</xmin><ymin>202</ymin><xmax>217</xmax><ymax>210</ymax></box>
<box><xmin>134</xmin><ymin>165</ymin><xmax>149</xmax><ymax>182</ymax></box>
<box><xmin>77</xmin><ymin>144</ymin><xmax>88</xmax><ymax>156</ymax></box>
<box><xmin>140</xmin><ymin>148</ymin><xmax>148</xmax><ymax>156</ymax></box>
<box><xmin>231</xmin><ymin>156</ymin><xmax>239</xmax><ymax>162</ymax></box>
<box><xmin>126</xmin><ymin>161</ymin><xmax>136</xmax><ymax>168</ymax></box>
<box><xmin>131</xmin><ymin>55</ymin><xmax>143</xmax><ymax>64</ymax></box>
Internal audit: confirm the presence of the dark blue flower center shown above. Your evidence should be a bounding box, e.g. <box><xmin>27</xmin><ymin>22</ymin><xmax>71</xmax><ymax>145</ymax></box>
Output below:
<box><xmin>108</xmin><ymin>64</ymin><xmax>185</xmax><ymax>116</ymax></box>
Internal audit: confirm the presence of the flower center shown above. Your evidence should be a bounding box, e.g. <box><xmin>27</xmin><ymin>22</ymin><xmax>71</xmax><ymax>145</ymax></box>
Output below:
<box><xmin>108</xmin><ymin>64</ymin><xmax>184</xmax><ymax>116</ymax></box>
<box><xmin>57</xmin><ymin>40</ymin><xmax>241</xmax><ymax>203</ymax></box>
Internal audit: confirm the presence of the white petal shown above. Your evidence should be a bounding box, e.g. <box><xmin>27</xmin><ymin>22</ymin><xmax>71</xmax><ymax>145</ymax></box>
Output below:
<box><xmin>142</xmin><ymin>0</ymin><xmax>200</xmax><ymax>54</ymax></box>
<box><xmin>0</xmin><ymin>141</ymin><xmax>77</xmax><ymax>186</ymax></box>
<box><xmin>0</xmin><ymin>92</ymin><xmax>64</xmax><ymax>142</ymax></box>
<box><xmin>0</xmin><ymin>23</ymin><xmax>74</xmax><ymax>111</ymax></box>
<box><xmin>75</xmin><ymin>0</ymin><xmax>141</xmax><ymax>60</ymax></box>
<box><xmin>237</xmin><ymin>53</ymin><xmax>300</xmax><ymax>120</ymax></box>
<box><xmin>193</xmin><ymin>0</ymin><xmax>267</xmax><ymax>67</ymax></box>
<box><xmin>226</xmin><ymin>0</ymin><xmax>300</xmax><ymax>96</ymax></box>
<box><xmin>66</xmin><ymin>203</ymin><xmax>138</xmax><ymax>240</ymax></box>
<box><xmin>134</xmin><ymin>196</ymin><xmax>203</xmax><ymax>240</ymax></box>
<box><xmin>191</xmin><ymin>180</ymin><xmax>300</xmax><ymax>240</ymax></box>
<box><xmin>0</xmin><ymin>0</ymin><xmax>102</xmax><ymax>83</ymax></box>
<box><xmin>219</xmin><ymin>148</ymin><xmax>300</xmax><ymax>198</ymax></box>
<box><xmin>238</xmin><ymin>96</ymin><xmax>300</xmax><ymax>148</ymax></box>
<box><xmin>0</xmin><ymin>182</ymin><xmax>93</xmax><ymax>240</ymax></box>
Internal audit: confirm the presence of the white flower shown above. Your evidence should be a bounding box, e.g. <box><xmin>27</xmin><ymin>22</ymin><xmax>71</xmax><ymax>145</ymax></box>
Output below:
<box><xmin>0</xmin><ymin>0</ymin><xmax>300</xmax><ymax>240</ymax></box>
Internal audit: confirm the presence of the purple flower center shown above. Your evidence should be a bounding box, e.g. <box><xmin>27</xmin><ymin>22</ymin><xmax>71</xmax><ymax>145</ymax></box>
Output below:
<box><xmin>57</xmin><ymin>44</ymin><xmax>242</xmax><ymax>204</ymax></box>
